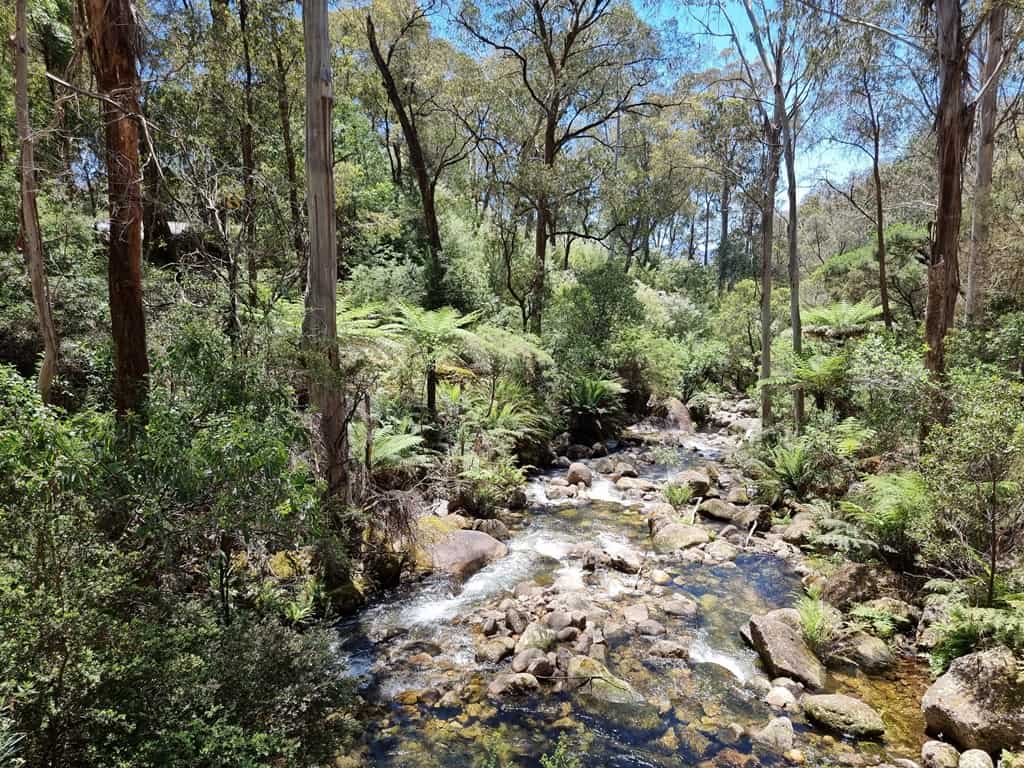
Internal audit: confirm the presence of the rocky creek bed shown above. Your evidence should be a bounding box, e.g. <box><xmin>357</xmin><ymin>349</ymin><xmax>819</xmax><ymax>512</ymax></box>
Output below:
<box><xmin>333</xmin><ymin>412</ymin><xmax>948</xmax><ymax>767</ymax></box>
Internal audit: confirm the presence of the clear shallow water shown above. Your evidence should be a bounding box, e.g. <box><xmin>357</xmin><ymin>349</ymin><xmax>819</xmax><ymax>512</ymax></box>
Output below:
<box><xmin>336</xmin><ymin>447</ymin><xmax>929</xmax><ymax>767</ymax></box>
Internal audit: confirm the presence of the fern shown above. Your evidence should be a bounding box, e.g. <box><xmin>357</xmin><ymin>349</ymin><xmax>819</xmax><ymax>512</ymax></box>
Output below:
<box><xmin>929</xmin><ymin>601</ymin><xmax>1024</xmax><ymax>675</ymax></box>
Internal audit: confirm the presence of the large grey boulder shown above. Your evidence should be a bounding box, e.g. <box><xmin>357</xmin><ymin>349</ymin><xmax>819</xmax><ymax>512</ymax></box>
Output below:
<box><xmin>698</xmin><ymin>497</ymin><xmax>742</xmax><ymax>522</ymax></box>
<box><xmin>802</xmin><ymin>693</ymin><xmax>886</xmax><ymax>739</ymax></box>
<box><xmin>748</xmin><ymin>612</ymin><xmax>825</xmax><ymax>690</ymax></box>
<box><xmin>752</xmin><ymin>716</ymin><xmax>795</xmax><ymax>752</ymax></box>
<box><xmin>921</xmin><ymin>646</ymin><xmax>1024</xmax><ymax>752</ymax></box>
<box><xmin>847</xmin><ymin>630</ymin><xmax>895</xmax><ymax>673</ymax></box>
<box><xmin>566</xmin><ymin>462</ymin><xmax>593</xmax><ymax>486</ymax></box>
<box><xmin>652</xmin><ymin>523</ymin><xmax>709</xmax><ymax>552</ymax></box>
<box><xmin>781</xmin><ymin>513</ymin><xmax>817</xmax><ymax>545</ymax></box>
<box><xmin>426</xmin><ymin>529</ymin><xmax>507</xmax><ymax>579</ymax></box>
<box><xmin>821</xmin><ymin>562</ymin><xmax>897</xmax><ymax>609</ymax></box>
<box><xmin>674</xmin><ymin>469</ymin><xmax>711</xmax><ymax>496</ymax></box>
<box><xmin>487</xmin><ymin>672</ymin><xmax>540</xmax><ymax>698</ymax></box>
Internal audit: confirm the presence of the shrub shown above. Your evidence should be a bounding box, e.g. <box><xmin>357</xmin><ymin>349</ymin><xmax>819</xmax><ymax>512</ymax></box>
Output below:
<box><xmin>559</xmin><ymin>376</ymin><xmax>628</xmax><ymax>444</ymax></box>
<box><xmin>839</xmin><ymin>472</ymin><xmax>929</xmax><ymax>569</ymax></box>
<box><xmin>751</xmin><ymin>439</ymin><xmax>818</xmax><ymax>503</ymax></box>
<box><xmin>797</xmin><ymin>587</ymin><xmax>843</xmax><ymax>658</ymax></box>
<box><xmin>664</xmin><ymin>484</ymin><xmax>694</xmax><ymax>508</ymax></box>
<box><xmin>928</xmin><ymin>602</ymin><xmax>1024</xmax><ymax>675</ymax></box>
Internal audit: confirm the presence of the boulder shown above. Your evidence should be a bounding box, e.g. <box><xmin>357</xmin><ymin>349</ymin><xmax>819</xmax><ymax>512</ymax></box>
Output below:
<box><xmin>622</xmin><ymin>603</ymin><xmax>649</xmax><ymax>624</ymax></box>
<box><xmin>765</xmin><ymin>686</ymin><xmax>798</xmax><ymax>712</ymax></box>
<box><xmin>650</xmin><ymin>639</ymin><xmax>690</xmax><ymax>658</ymax></box>
<box><xmin>566</xmin><ymin>444</ymin><xmax>592</xmax><ymax>460</ymax></box>
<box><xmin>674</xmin><ymin>469</ymin><xmax>711</xmax><ymax>496</ymax></box>
<box><xmin>921</xmin><ymin>741</ymin><xmax>960</xmax><ymax>768</ymax></box>
<box><xmin>473</xmin><ymin>518</ymin><xmax>510</xmax><ymax>541</ymax></box>
<box><xmin>614</xmin><ymin>461</ymin><xmax>638</xmax><ymax>478</ymax></box>
<box><xmin>802</xmin><ymin>693</ymin><xmax>886</xmax><ymax>739</ymax></box>
<box><xmin>921</xmin><ymin>646</ymin><xmax>1024</xmax><ymax>752</ymax></box>
<box><xmin>847</xmin><ymin>630</ymin><xmax>895</xmax><ymax>673</ymax></box>
<box><xmin>616</xmin><ymin>477</ymin><xmax>658</xmax><ymax>492</ymax></box>
<box><xmin>566</xmin><ymin>655</ymin><xmax>644</xmax><ymax>704</ymax></box>
<box><xmin>511</xmin><ymin>648</ymin><xmax>545</xmax><ymax>673</ymax></box>
<box><xmin>752</xmin><ymin>716</ymin><xmax>795</xmax><ymax>752</ymax></box>
<box><xmin>567</xmin><ymin>462</ymin><xmax>593</xmax><ymax>487</ymax></box>
<box><xmin>704</xmin><ymin>539</ymin><xmax>739</xmax><ymax>561</ymax></box>
<box><xmin>748</xmin><ymin>612</ymin><xmax>825</xmax><ymax>690</ymax></box>
<box><xmin>636</xmin><ymin>619</ymin><xmax>666</xmax><ymax>636</ymax></box>
<box><xmin>514</xmin><ymin>621</ymin><xmax>557</xmax><ymax>655</ymax></box>
<box><xmin>608</xmin><ymin>549</ymin><xmax>642</xmax><ymax>574</ymax></box>
<box><xmin>662</xmin><ymin>595</ymin><xmax>699</xmax><ymax>618</ymax></box>
<box><xmin>821</xmin><ymin>562</ymin><xmax>897</xmax><ymax>609</ymax></box>
<box><xmin>487</xmin><ymin>672</ymin><xmax>540</xmax><ymax>698</ymax></box>
<box><xmin>781</xmin><ymin>513</ymin><xmax>817</xmax><ymax>545</ymax></box>
<box><xmin>476</xmin><ymin>637</ymin><xmax>516</xmax><ymax>664</ymax></box>
<box><xmin>544</xmin><ymin>611</ymin><xmax>573</xmax><ymax>632</ymax></box>
<box><xmin>957</xmin><ymin>751</ymin><xmax>994</xmax><ymax>768</ymax></box>
<box><xmin>652</xmin><ymin>523</ymin><xmax>710</xmax><ymax>552</ymax></box>
<box><xmin>726</xmin><ymin>486</ymin><xmax>750</xmax><ymax>505</ymax></box>
<box><xmin>591</xmin><ymin>442</ymin><xmax>608</xmax><ymax>457</ymax></box>
<box><xmin>594</xmin><ymin>457</ymin><xmax>615</xmax><ymax>474</ymax></box>
<box><xmin>917</xmin><ymin>595</ymin><xmax>955</xmax><ymax>651</ymax></box>
<box><xmin>663</xmin><ymin>396</ymin><xmax>695</xmax><ymax>433</ymax></box>
<box><xmin>699</xmin><ymin>497</ymin><xmax>742</xmax><ymax>522</ymax></box>
<box><xmin>425</xmin><ymin>529</ymin><xmax>508</xmax><ymax>579</ymax></box>
<box><xmin>505</xmin><ymin>606</ymin><xmax>528</xmax><ymax>634</ymax></box>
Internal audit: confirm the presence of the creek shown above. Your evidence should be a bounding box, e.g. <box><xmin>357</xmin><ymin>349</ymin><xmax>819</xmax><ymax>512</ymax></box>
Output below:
<box><xmin>335</xmin><ymin>437</ymin><xmax>929</xmax><ymax>767</ymax></box>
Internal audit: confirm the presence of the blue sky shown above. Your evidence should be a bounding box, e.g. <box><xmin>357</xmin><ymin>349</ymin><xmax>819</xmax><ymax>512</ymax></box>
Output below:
<box><xmin>647</xmin><ymin>0</ymin><xmax>872</xmax><ymax>202</ymax></box>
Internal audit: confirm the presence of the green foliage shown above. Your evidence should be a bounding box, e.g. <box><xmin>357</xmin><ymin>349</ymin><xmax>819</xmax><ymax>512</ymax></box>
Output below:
<box><xmin>803</xmin><ymin>299</ymin><xmax>882</xmax><ymax>334</ymax></box>
<box><xmin>559</xmin><ymin>376</ymin><xmax>628</xmax><ymax>443</ymax></box>
<box><xmin>839</xmin><ymin>472</ymin><xmax>929</xmax><ymax>567</ymax></box>
<box><xmin>848</xmin><ymin>604</ymin><xmax>898</xmax><ymax>640</ymax></box>
<box><xmin>918</xmin><ymin>371</ymin><xmax>1024</xmax><ymax>606</ymax></box>
<box><xmin>664</xmin><ymin>484</ymin><xmax>694</xmax><ymax>508</ymax></box>
<box><xmin>751</xmin><ymin>439</ymin><xmax>818</xmax><ymax>503</ymax></box>
<box><xmin>540</xmin><ymin>734</ymin><xmax>583</xmax><ymax>768</ymax></box>
<box><xmin>790</xmin><ymin>353</ymin><xmax>848</xmax><ymax>411</ymax></box>
<box><xmin>929</xmin><ymin>602</ymin><xmax>1024</xmax><ymax>675</ymax></box>
<box><xmin>797</xmin><ymin>587</ymin><xmax>843</xmax><ymax>658</ymax></box>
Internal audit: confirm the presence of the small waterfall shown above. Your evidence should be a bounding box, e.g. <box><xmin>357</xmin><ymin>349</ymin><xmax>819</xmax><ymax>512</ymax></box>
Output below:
<box><xmin>688</xmin><ymin>630</ymin><xmax>758</xmax><ymax>682</ymax></box>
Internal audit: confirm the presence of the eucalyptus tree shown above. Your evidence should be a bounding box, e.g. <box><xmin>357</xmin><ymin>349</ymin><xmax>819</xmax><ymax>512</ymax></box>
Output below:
<box><xmin>81</xmin><ymin>0</ymin><xmax>150</xmax><ymax>415</ymax></box>
<box><xmin>826</xmin><ymin>19</ymin><xmax>916</xmax><ymax>332</ymax></box>
<box><xmin>456</xmin><ymin>0</ymin><xmax>661</xmax><ymax>334</ymax></box>
<box><xmin>13</xmin><ymin>0</ymin><xmax>59</xmax><ymax>401</ymax></box>
<box><xmin>714</xmin><ymin>0</ymin><xmax>837</xmax><ymax>429</ymax></box>
<box><xmin>363</xmin><ymin>0</ymin><xmax>478</xmax><ymax>308</ymax></box>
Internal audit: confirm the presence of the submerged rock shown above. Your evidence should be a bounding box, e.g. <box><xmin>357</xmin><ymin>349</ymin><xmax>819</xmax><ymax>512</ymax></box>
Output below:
<box><xmin>752</xmin><ymin>716</ymin><xmax>795</xmax><ymax>752</ymax></box>
<box><xmin>802</xmin><ymin>693</ymin><xmax>886</xmax><ymax>739</ymax></box>
<box><xmin>748</xmin><ymin>612</ymin><xmax>825</xmax><ymax>690</ymax></box>
<box><xmin>566</xmin><ymin>654</ymin><xmax>644</xmax><ymax>704</ymax></box>
<box><xmin>846</xmin><ymin>630</ymin><xmax>895</xmax><ymax>673</ymax></box>
<box><xmin>487</xmin><ymin>672</ymin><xmax>540</xmax><ymax>698</ymax></box>
<box><xmin>476</xmin><ymin>637</ymin><xmax>516</xmax><ymax>664</ymax></box>
<box><xmin>921</xmin><ymin>645</ymin><xmax>1024</xmax><ymax>752</ymax></box>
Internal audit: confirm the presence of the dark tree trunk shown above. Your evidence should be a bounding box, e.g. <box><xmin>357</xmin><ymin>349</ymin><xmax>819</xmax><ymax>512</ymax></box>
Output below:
<box><xmin>760</xmin><ymin>122</ymin><xmax>782</xmax><ymax>429</ymax></box>
<box><xmin>925</xmin><ymin>0</ymin><xmax>970</xmax><ymax>376</ymax></box>
<box><xmin>272</xmin><ymin>37</ymin><xmax>306</xmax><ymax>287</ymax></box>
<box><xmin>718</xmin><ymin>177</ymin><xmax>730</xmax><ymax>294</ymax></box>
<box><xmin>239</xmin><ymin>0</ymin><xmax>258</xmax><ymax>308</ymax></box>
<box><xmin>82</xmin><ymin>0</ymin><xmax>150</xmax><ymax>415</ymax></box>
<box><xmin>781</xmin><ymin>97</ymin><xmax>804</xmax><ymax>430</ymax></box>
<box><xmin>366</xmin><ymin>15</ymin><xmax>446</xmax><ymax>308</ymax></box>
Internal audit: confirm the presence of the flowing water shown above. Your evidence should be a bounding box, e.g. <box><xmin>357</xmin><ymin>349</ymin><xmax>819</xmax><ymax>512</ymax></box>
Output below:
<box><xmin>335</xmin><ymin>442</ymin><xmax>929</xmax><ymax>767</ymax></box>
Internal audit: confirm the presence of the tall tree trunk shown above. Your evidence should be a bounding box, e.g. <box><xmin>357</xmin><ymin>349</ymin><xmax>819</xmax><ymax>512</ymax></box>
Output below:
<box><xmin>703</xmin><ymin>191</ymin><xmax>711</xmax><ymax>266</ymax></box>
<box><xmin>925</xmin><ymin>0</ymin><xmax>969</xmax><ymax>376</ymax></box>
<box><xmin>272</xmin><ymin>38</ymin><xmax>306</xmax><ymax>287</ymax></box>
<box><xmin>366</xmin><ymin>15</ymin><xmax>446</xmax><ymax>308</ymax></box>
<box><xmin>82</xmin><ymin>0</ymin><xmax>150</xmax><ymax>415</ymax></box>
<box><xmin>528</xmin><ymin>116</ymin><xmax>557</xmax><ymax>335</ymax></box>
<box><xmin>303</xmin><ymin>0</ymin><xmax>349</xmax><ymax>502</ymax></box>
<box><xmin>718</xmin><ymin>177</ymin><xmax>730</xmax><ymax>294</ymax></box>
<box><xmin>965</xmin><ymin>6</ymin><xmax>1005</xmax><ymax>325</ymax></box>
<box><xmin>239</xmin><ymin>0</ymin><xmax>258</xmax><ymax>308</ymax></box>
<box><xmin>780</xmin><ymin>98</ymin><xmax>804</xmax><ymax>430</ymax></box>
<box><xmin>760</xmin><ymin>125</ymin><xmax>782</xmax><ymax>429</ymax></box>
<box><xmin>871</xmin><ymin>137</ymin><xmax>893</xmax><ymax>331</ymax></box>
<box><xmin>14</xmin><ymin>0</ymin><xmax>59</xmax><ymax>402</ymax></box>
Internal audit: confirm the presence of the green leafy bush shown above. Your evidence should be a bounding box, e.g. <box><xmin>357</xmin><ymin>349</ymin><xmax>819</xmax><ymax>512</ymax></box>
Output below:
<box><xmin>797</xmin><ymin>587</ymin><xmax>843</xmax><ymax>658</ymax></box>
<box><xmin>559</xmin><ymin>376</ymin><xmax>628</xmax><ymax>444</ymax></box>
<box><xmin>839</xmin><ymin>472</ymin><xmax>930</xmax><ymax>569</ymax></box>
